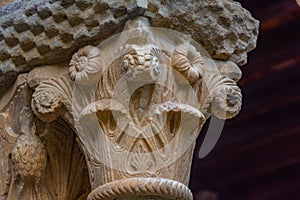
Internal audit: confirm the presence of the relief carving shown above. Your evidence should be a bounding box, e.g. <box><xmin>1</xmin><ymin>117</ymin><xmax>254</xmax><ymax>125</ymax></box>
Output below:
<box><xmin>11</xmin><ymin>107</ymin><xmax>47</xmax><ymax>200</ymax></box>
<box><xmin>26</xmin><ymin>17</ymin><xmax>243</xmax><ymax>199</ymax></box>
<box><xmin>0</xmin><ymin>69</ymin><xmax>90</xmax><ymax>199</ymax></box>
<box><xmin>0</xmin><ymin>1</ymin><xmax>259</xmax><ymax>199</ymax></box>
<box><xmin>31</xmin><ymin>76</ymin><xmax>73</xmax><ymax>123</ymax></box>
<box><xmin>69</xmin><ymin>45</ymin><xmax>102</xmax><ymax>84</ymax></box>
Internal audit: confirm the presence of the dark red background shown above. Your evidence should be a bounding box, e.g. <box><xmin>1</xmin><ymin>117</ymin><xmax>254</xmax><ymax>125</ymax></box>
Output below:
<box><xmin>190</xmin><ymin>0</ymin><xmax>300</xmax><ymax>199</ymax></box>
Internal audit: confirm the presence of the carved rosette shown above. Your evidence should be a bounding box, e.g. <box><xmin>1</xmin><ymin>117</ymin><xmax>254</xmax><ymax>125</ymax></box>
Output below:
<box><xmin>69</xmin><ymin>45</ymin><xmax>102</xmax><ymax>84</ymax></box>
<box><xmin>0</xmin><ymin>0</ymin><xmax>259</xmax><ymax>199</ymax></box>
<box><xmin>32</xmin><ymin>89</ymin><xmax>61</xmax><ymax>121</ymax></box>
<box><xmin>211</xmin><ymin>78</ymin><xmax>242</xmax><ymax>119</ymax></box>
<box><xmin>31</xmin><ymin>76</ymin><xmax>73</xmax><ymax>123</ymax></box>
<box><xmin>28</xmin><ymin>31</ymin><xmax>243</xmax><ymax>200</ymax></box>
<box><xmin>0</xmin><ymin>7</ymin><xmax>257</xmax><ymax>199</ymax></box>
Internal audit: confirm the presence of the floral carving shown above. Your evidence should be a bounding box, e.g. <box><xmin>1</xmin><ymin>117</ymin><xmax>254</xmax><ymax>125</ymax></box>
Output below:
<box><xmin>211</xmin><ymin>77</ymin><xmax>242</xmax><ymax>119</ymax></box>
<box><xmin>0</xmin><ymin>2</ymin><xmax>258</xmax><ymax>198</ymax></box>
<box><xmin>31</xmin><ymin>75</ymin><xmax>73</xmax><ymax>123</ymax></box>
<box><xmin>122</xmin><ymin>52</ymin><xmax>137</xmax><ymax>71</ymax></box>
<box><xmin>129</xmin><ymin>143</ymin><xmax>155</xmax><ymax>175</ymax></box>
<box><xmin>172</xmin><ymin>43</ymin><xmax>203</xmax><ymax>84</ymax></box>
<box><xmin>69</xmin><ymin>45</ymin><xmax>102</xmax><ymax>84</ymax></box>
<box><xmin>29</xmin><ymin>41</ymin><xmax>243</xmax><ymax>199</ymax></box>
<box><xmin>32</xmin><ymin>87</ymin><xmax>61</xmax><ymax>122</ymax></box>
<box><xmin>122</xmin><ymin>45</ymin><xmax>161</xmax><ymax>82</ymax></box>
<box><xmin>33</xmin><ymin>91</ymin><xmax>61</xmax><ymax>114</ymax></box>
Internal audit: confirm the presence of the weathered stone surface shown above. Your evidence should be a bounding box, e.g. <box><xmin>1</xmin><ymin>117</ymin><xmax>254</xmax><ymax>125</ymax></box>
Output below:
<box><xmin>0</xmin><ymin>0</ymin><xmax>258</xmax><ymax>92</ymax></box>
<box><xmin>0</xmin><ymin>0</ymin><xmax>14</xmax><ymax>9</ymax></box>
<box><xmin>0</xmin><ymin>1</ymin><xmax>259</xmax><ymax>199</ymax></box>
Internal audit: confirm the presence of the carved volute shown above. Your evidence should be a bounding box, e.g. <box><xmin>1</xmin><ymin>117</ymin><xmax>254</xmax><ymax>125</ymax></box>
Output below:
<box><xmin>0</xmin><ymin>1</ymin><xmax>259</xmax><ymax>199</ymax></box>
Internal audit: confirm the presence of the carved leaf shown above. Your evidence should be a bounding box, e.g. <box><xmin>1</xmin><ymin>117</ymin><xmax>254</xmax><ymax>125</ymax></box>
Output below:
<box><xmin>210</xmin><ymin>77</ymin><xmax>242</xmax><ymax>119</ymax></box>
<box><xmin>126</xmin><ymin>139</ymin><xmax>157</xmax><ymax>176</ymax></box>
<box><xmin>41</xmin><ymin>118</ymin><xmax>90</xmax><ymax>200</ymax></box>
<box><xmin>172</xmin><ymin>43</ymin><xmax>203</xmax><ymax>84</ymax></box>
<box><xmin>32</xmin><ymin>77</ymin><xmax>73</xmax><ymax>122</ymax></box>
<box><xmin>131</xmin><ymin>143</ymin><xmax>153</xmax><ymax>172</ymax></box>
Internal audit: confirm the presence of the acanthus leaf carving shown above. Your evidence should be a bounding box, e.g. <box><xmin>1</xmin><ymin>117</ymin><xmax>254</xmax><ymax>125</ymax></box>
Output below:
<box><xmin>196</xmin><ymin>61</ymin><xmax>242</xmax><ymax>119</ymax></box>
<box><xmin>0</xmin><ymin>11</ymin><xmax>255</xmax><ymax>199</ymax></box>
<box><xmin>210</xmin><ymin>77</ymin><xmax>242</xmax><ymax>119</ymax></box>
<box><xmin>28</xmin><ymin>40</ymin><xmax>243</xmax><ymax>200</ymax></box>
<box><xmin>126</xmin><ymin>141</ymin><xmax>158</xmax><ymax>176</ymax></box>
<box><xmin>31</xmin><ymin>76</ymin><xmax>73</xmax><ymax>123</ymax></box>
<box><xmin>40</xmin><ymin>118</ymin><xmax>91</xmax><ymax>200</ymax></box>
<box><xmin>0</xmin><ymin>0</ymin><xmax>260</xmax><ymax>198</ymax></box>
<box><xmin>172</xmin><ymin>42</ymin><xmax>203</xmax><ymax>84</ymax></box>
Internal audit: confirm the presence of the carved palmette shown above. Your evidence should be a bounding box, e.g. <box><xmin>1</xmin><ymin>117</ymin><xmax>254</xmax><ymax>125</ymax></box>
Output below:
<box><xmin>28</xmin><ymin>41</ymin><xmax>243</xmax><ymax>199</ymax></box>
<box><xmin>28</xmin><ymin>30</ymin><xmax>243</xmax><ymax>200</ymax></box>
<box><xmin>0</xmin><ymin>0</ymin><xmax>259</xmax><ymax>198</ymax></box>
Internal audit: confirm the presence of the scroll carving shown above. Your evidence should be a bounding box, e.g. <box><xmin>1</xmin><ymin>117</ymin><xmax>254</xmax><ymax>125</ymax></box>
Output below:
<box><xmin>31</xmin><ymin>77</ymin><xmax>73</xmax><ymax>123</ymax></box>
<box><xmin>0</xmin><ymin>70</ymin><xmax>90</xmax><ymax>199</ymax></box>
<box><xmin>25</xmin><ymin>22</ymin><xmax>243</xmax><ymax>199</ymax></box>
<box><xmin>172</xmin><ymin>43</ymin><xmax>202</xmax><ymax>84</ymax></box>
<box><xmin>27</xmin><ymin>23</ymin><xmax>241</xmax><ymax>200</ymax></box>
<box><xmin>0</xmin><ymin>0</ymin><xmax>258</xmax><ymax>198</ymax></box>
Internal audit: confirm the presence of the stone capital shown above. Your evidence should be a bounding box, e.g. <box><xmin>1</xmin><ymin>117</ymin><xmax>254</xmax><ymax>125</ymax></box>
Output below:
<box><xmin>0</xmin><ymin>1</ymin><xmax>259</xmax><ymax>199</ymax></box>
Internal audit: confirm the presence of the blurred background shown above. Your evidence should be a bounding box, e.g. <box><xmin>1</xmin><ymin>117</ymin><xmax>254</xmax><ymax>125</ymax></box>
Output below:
<box><xmin>0</xmin><ymin>0</ymin><xmax>299</xmax><ymax>199</ymax></box>
<box><xmin>190</xmin><ymin>0</ymin><xmax>300</xmax><ymax>199</ymax></box>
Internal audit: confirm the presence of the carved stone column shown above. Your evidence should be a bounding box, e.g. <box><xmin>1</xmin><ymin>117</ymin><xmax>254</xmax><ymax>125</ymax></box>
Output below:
<box><xmin>0</xmin><ymin>1</ymin><xmax>259</xmax><ymax>199</ymax></box>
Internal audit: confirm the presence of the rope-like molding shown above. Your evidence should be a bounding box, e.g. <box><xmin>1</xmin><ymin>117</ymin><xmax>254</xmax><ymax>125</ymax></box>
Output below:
<box><xmin>88</xmin><ymin>177</ymin><xmax>193</xmax><ymax>200</ymax></box>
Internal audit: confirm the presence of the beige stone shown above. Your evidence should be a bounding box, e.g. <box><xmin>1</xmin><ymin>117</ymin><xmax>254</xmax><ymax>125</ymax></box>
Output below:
<box><xmin>0</xmin><ymin>0</ymin><xmax>14</xmax><ymax>8</ymax></box>
<box><xmin>0</xmin><ymin>1</ymin><xmax>259</xmax><ymax>199</ymax></box>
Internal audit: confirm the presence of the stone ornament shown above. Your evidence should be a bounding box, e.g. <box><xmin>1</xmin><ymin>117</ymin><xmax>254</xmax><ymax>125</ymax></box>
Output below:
<box><xmin>69</xmin><ymin>45</ymin><xmax>102</xmax><ymax>84</ymax></box>
<box><xmin>10</xmin><ymin>107</ymin><xmax>47</xmax><ymax>200</ymax></box>
<box><xmin>172</xmin><ymin>43</ymin><xmax>202</xmax><ymax>84</ymax></box>
<box><xmin>0</xmin><ymin>0</ymin><xmax>259</xmax><ymax>93</ymax></box>
<box><xmin>29</xmin><ymin>18</ymin><xmax>243</xmax><ymax>199</ymax></box>
<box><xmin>121</xmin><ymin>45</ymin><xmax>161</xmax><ymax>82</ymax></box>
<box><xmin>0</xmin><ymin>1</ymin><xmax>258</xmax><ymax>199</ymax></box>
<box><xmin>88</xmin><ymin>177</ymin><xmax>193</xmax><ymax>200</ymax></box>
<box><xmin>31</xmin><ymin>76</ymin><xmax>73</xmax><ymax>122</ymax></box>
